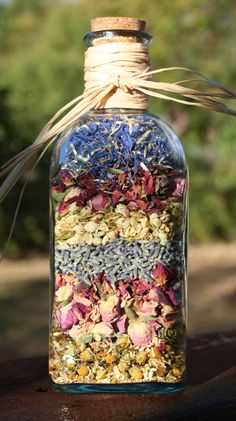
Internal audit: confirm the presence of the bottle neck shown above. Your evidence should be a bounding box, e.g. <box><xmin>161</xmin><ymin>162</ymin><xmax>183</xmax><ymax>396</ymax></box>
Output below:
<box><xmin>83</xmin><ymin>30</ymin><xmax>152</xmax><ymax>111</ymax></box>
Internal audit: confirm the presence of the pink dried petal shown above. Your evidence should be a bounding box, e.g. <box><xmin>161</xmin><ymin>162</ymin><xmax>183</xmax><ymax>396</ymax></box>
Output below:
<box><xmin>91</xmin><ymin>322</ymin><xmax>114</xmax><ymax>337</ymax></box>
<box><xmin>116</xmin><ymin>314</ymin><xmax>127</xmax><ymax>333</ymax></box>
<box><xmin>149</xmin><ymin>320</ymin><xmax>161</xmax><ymax>330</ymax></box>
<box><xmin>117</xmin><ymin>280</ymin><xmax>131</xmax><ymax>299</ymax></box>
<box><xmin>172</xmin><ymin>178</ymin><xmax>185</xmax><ymax>198</ymax></box>
<box><xmin>112</xmin><ymin>190</ymin><xmax>123</xmax><ymax>205</ymax></box>
<box><xmin>153</xmin><ymin>262</ymin><xmax>174</xmax><ymax>282</ymax></box>
<box><xmin>100</xmin><ymin>277</ymin><xmax>114</xmax><ymax>294</ymax></box>
<box><xmin>132</xmin><ymin>280</ymin><xmax>151</xmax><ymax>295</ymax></box>
<box><xmin>145</xmin><ymin>286</ymin><xmax>159</xmax><ymax>302</ymax></box>
<box><xmin>144</xmin><ymin>172</ymin><xmax>155</xmax><ymax>195</ymax></box>
<box><xmin>127</xmin><ymin>201</ymin><xmax>140</xmax><ymax>211</ymax></box>
<box><xmin>59</xmin><ymin>170</ymin><xmax>74</xmax><ymax>186</ymax></box>
<box><xmin>58</xmin><ymin>201</ymin><xmax>69</xmax><ymax>215</ymax></box>
<box><xmin>124</xmin><ymin>191</ymin><xmax>138</xmax><ymax>201</ymax></box>
<box><xmin>135</xmin><ymin>199</ymin><xmax>148</xmax><ymax>211</ymax></box>
<box><xmin>133</xmin><ymin>299</ymin><xmax>157</xmax><ymax>316</ymax></box>
<box><xmin>78</xmin><ymin>173</ymin><xmax>97</xmax><ymax>198</ymax></box>
<box><xmin>156</xmin><ymin>342</ymin><xmax>165</xmax><ymax>352</ymax></box>
<box><xmin>55</xmin><ymin>273</ymin><xmax>65</xmax><ymax>290</ymax></box>
<box><xmin>151</xmin><ymin>197</ymin><xmax>166</xmax><ymax>213</ymax></box>
<box><xmin>90</xmin><ymin>194</ymin><xmax>110</xmax><ymax>211</ymax></box>
<box><xmin>161</xmin><ymin>285</ymin><xmax>178</xmax><ymax>306</ymax></box>
<box><xmin>51</xmin><ymin>182</ymin><xmax>65</xmax><ymax>193</ymax></box>
<box><xmin>56</xmin><ymin>302</ymin><xmax>80</xmax><ymax>330</ymax></box>
<box><xmin>99</xmin><ymin>294</ymin><xmax>120</xmax><ymax>323</ymax></box>
<box><xmin>64</xmin><ymin>187</ymin><xmax>82</xmax><ymax>201</ymax></box>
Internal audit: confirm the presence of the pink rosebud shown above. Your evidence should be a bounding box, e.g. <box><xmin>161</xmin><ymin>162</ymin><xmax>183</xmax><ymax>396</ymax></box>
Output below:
<box><xmin>172</xmin><ymin>178</ymin><xmax>185</xmax><ymax>198</ymax></box>
<box><xmin>128</xmin><ymin>319</ymin><xmax>155</xmax><ymax>346</ymax></box>
<box><xmin>116</xmin><ymin>314</ymin><xmax>127</xmax><ymax>333</ymax></box>
<box><xmin>99</xmin><ymin>294</ymin><xmax>120</xmax><ymax>323</ymax></box>
<box><xmin>56</xmin><ymin>302</ymin><xmax>80</xmax><ymax>330</ymax></box>
<box><xmin>90</xmin><ymin>194</ymin><xmax>110</xmax><ymax>211</ymax></box>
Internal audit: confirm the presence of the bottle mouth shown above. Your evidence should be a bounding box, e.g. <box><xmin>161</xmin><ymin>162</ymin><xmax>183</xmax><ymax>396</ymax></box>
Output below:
<box><xmin>83</xmin><ymin>29</ymin><xmax>153</xmax><ymax>46</ymax></box>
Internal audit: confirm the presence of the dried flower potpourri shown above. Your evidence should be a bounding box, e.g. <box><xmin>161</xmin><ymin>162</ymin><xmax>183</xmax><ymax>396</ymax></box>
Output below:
<box><xmin>49</xmin><ymin>110</ymin><xmax>187</xmax><ymax>391</ymax></box>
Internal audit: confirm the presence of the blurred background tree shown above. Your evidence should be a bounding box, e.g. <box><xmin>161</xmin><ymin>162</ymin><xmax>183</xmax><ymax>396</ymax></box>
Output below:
<box><xmin>1</xmin><ymin>0</ymin><xmax>236</xmax><ymax>256</ymax></box>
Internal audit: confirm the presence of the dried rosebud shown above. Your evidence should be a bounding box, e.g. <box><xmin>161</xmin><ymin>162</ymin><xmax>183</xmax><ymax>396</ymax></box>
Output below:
<box><xmin>99</xmin><ymin>294</ymin><xmax>120</xmax><ymax>323</ymax></box>
<box><xmin>128</xmin><ymin>319</ymin><xmax>155</xmax><ymax>346</ymax></box>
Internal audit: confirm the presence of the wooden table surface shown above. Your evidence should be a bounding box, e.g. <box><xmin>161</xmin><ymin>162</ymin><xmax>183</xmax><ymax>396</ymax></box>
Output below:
<box><xmin>0</xmin><ymin>330</ymin><xmax>236</xmax><ymax>421</ymax></box>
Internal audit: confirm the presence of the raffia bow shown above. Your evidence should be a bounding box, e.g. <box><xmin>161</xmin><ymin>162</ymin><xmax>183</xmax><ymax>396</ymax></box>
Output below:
<box><xmin>1</xmin><ymin>45</ymin><xmax>236</xmax><ymax>204</ymax></box>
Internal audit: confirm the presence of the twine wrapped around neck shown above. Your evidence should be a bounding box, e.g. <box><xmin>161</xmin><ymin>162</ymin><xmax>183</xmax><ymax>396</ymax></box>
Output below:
<box><xmin>1</xmin><ymin>41</ymin><xmax>236</xmax><ymax>204</ymax></box>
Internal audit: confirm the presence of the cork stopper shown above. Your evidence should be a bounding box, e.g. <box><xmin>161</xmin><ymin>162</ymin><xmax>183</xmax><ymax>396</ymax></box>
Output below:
<box><xmin>91</xmin><ymin>17</ymin><xmax>146</xmax><ymax>32</ymax></box>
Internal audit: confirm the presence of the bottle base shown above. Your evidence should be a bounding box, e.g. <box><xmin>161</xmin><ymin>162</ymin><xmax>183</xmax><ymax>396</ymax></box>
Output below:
<box><xmin>51</xmin><ymin>381</ymin><xmax>184</xmax><ymax>394</ymax></box>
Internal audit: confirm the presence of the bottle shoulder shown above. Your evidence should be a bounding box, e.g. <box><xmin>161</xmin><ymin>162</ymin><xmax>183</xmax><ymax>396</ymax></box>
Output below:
<box><xmin>51</xmin><ymin>109</ymin><xmax>187</xmax><ymax>178</ymax></box>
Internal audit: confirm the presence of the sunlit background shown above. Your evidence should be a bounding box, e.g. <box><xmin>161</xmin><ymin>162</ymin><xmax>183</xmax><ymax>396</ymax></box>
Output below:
<box><xmin>0</xmin><ymin>0</ymin><xmax>236</xmax><ymax>361</ymax></box>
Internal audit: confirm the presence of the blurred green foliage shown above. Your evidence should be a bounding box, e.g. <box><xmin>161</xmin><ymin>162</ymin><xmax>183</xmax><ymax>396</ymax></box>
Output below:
<box><xmin>1</xmin><ymin>0</ymin><xmax>236</xmax><ymax>255</ymax></box>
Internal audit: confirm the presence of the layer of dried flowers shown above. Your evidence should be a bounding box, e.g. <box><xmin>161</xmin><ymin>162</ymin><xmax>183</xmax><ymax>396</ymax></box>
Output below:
<box><xmin>49</xmin><ymin>165</ymin><xmax>186</xmax><ymax>385</ymax></box>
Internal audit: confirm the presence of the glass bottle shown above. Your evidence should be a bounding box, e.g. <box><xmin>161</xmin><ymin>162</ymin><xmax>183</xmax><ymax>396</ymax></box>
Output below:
<box><xmin>49</xmin><ymin>18</ymin><xmax>188</xmax><ymax>393</ymax></box>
